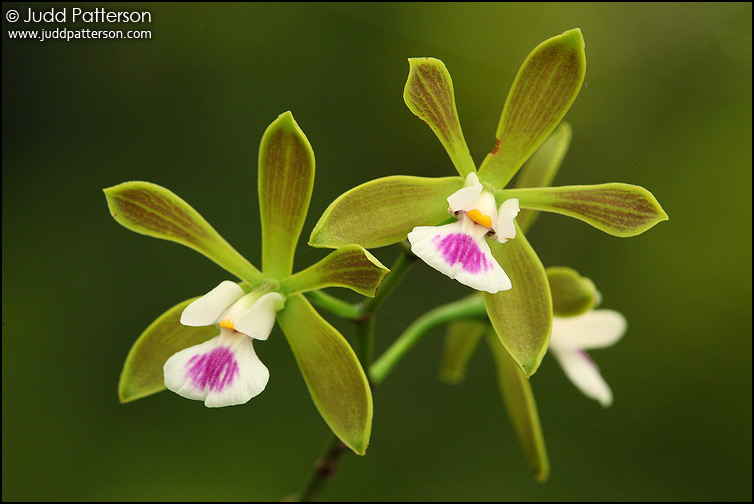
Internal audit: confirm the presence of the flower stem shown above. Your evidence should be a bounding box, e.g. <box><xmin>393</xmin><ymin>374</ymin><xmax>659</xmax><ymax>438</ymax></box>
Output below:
<box><xmin>356</xmin><ymin>315</ymin><xmax>375</xmax><ymax>385</ymax></box>
<box><xmin>369</xmin><ymin>294</ymin><xmax>487</xmax><ymax>386</ymax></box>
<box><xmin>358</xmin><ymin>240</ymin><xmax>416</xmax><ymax>317</ymax></box>
<box><xmin>291</xmin><ymin>434</ymin><xmax>348</xmax><ymax>502</ymax></box>
<box><xmin>305</xmin><ymin>290</ymin><xmax>362</xmax><ymax>320</ymax></box>
<box><xmin>355</xmin><ymin>243</ymin><xmax>416</xmax><ymax>382</ymax></box>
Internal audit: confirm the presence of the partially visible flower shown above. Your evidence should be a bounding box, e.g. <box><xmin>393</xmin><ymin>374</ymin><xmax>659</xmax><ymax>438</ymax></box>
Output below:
<box><xmin>549</xmin><ymin>309</ymin><xmax>626</xmax><ymax>407</ymax></box>
<box><xmin>408</xmin><ymin>173</ymin><xmax>519</xmax><ymax>293</ymax></box>
<box><xmin>163</xmin><ymin>281</ymin><xmax>284</xmax><ymax>407</ymax></box>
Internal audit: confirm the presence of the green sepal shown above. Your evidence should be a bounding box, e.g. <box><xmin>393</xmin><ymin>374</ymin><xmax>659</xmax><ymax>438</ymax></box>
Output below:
<box><xmin>118</xmin><ymin>297</ymin><xmax>218</xmax><ymax>403</ymax></box>
<box><xmin>276</xmin><ymin>294</ymin><xmax>373</xmax><ymax>455</ymax></box>
<box><xmin>514</xmin><ymin>123</ymin><xmax>572</xmax><ymax>234</ymax></box>
<box><xmin>309</xmin><ymin>175</ymin><xmax>463</xmax><ymax>249</ymax></box>
<box><xmin>484</xmin><ymin>223</ymin><xmax>552</xmax><ymax>376</ymax></box>
<box><xmin>404</xmin><ymin>58</ymin><xmax>476</xmax><ymax>178</ymax></box>
<box><xmin>258</xmin><ymin>111</ymin><xmax>315</xmax><ymax>278</ymax></box>
<box><xmin>281</xmin><ymin>245</ymin><xmax>389</xmax><ymax>297</ymax></box>
<box><xmin>547</xmin><ymin>266</ymin><xmax>598</xmax><ymax>317</ymax></box>
<box><xmin>104</xmin><ymin>182</ymin><xmax>262</xmax><ymax>284</ymax></box>
<box><xmin>486</xmin><ymin>330</ymin><xmax>549</xmax><ymax>482</ymax></box>
<box><xmin>439</xmin><ymin>319</ymin><xmax>486</xmax><ymax>384</ymax></box>
<box><xmin>478</xmin><ymin>28</ymin><xmax>586</xmax><ymax>188</ymax></box>
<box><xmin>501</xmin><ymin>183</ymin><xmax>669</xmax><ymax>237</ymax></box>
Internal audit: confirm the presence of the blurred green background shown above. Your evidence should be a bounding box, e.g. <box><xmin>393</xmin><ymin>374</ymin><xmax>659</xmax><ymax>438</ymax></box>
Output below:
<box><xmin>2</xmin><ymin>2</ymin><xmax>751</xmax><ymax>501</ymax></box>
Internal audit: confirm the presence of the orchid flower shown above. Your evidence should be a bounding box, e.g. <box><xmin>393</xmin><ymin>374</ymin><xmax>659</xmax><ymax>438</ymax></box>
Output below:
<box><xmin>549</xmin><ymin>309</ymin><xmax>626</xmax><ymax>407</ymax></box>
<box><xmin>407</xmin><ymin>172</ymin><xmax>519</xmax><ymax>293</ymax></box>
<box><xmin>309</xmin><ymin>28</ymin><xmax>667</xmax><ymax>377</ymax></box>
<box><xmin>105</xmin><ymin>112</ymin><xmax>389</xmax><ymax>454</ymax></box>
<box><xmin>163</xmin><ymin>282</ymin><xmax>284</xmax><ymax>407</ymax></box>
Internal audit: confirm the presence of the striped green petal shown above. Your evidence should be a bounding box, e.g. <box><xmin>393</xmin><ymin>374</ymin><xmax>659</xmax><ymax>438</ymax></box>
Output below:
<box><xmin>258</xmin><ymin>111</ymin><xmax>315</xmax><ymax>278</ymax></box>
<box><xmin>309</xmin><ymin>175</ymin><xmax>463</xmax><ymax>249</ymax></box>
<box><xmin>486</xmin><ymin>330</ymin><xmax>549</xmax><ymax>482</ymax></box>
<box><xmin>479</xmin><ymin>28</ymin><xmax>586</xmax><ymax>188</ymax></box>
<box><xmin>276</xmin><ymin>294</ymin><xmax>373</xmax><ymax>455</ymax></box>
<box><xmin>281</xmin><ymin>245</ymin><xmax>389</xmax><ymax>297</ymax></box>
<box><xmin>484</xmin><ymin>223</ymin><xmax>552</xmax><ymax>376</ymax></box>
<box><xmin>104</xmin><ymin>182</ymin><xmax>262</xmax><ymax>284</ymax></box>
<box><xmin>501</xmin><ymin>183</ymin><xmax>669</xmax><ymax>237</ymax></box>
<box><xmin>403</xmin><ymin>58</ymin><xmax>476</xmax><ymax>178</ymax></box>
<box><xmin>439</xmin><ymin>319</ymin><xmax>486</xmax><ymax>384</ymax></box>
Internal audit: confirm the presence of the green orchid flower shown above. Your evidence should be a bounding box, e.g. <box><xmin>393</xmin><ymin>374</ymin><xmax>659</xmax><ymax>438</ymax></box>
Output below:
<box><xmin>104</xmin><ymin>111</ymin><xmax>389</xmax><ymax>455</ymax></box>
<box><xmin>308</xmin><ymin>29</ymin><xmax>667</xmax><ymax>376</ymax></box>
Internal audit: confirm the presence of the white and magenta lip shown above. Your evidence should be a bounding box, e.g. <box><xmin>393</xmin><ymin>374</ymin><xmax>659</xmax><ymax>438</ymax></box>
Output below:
<box><xmin>163</xmin><ymin>281</ymin><xmax>285</xmax><ymax>407</ymax></box>
<box><xmin>407</xmin><ymin>173</ymin><xmax>519</xmax><ymax>294</ymax></box>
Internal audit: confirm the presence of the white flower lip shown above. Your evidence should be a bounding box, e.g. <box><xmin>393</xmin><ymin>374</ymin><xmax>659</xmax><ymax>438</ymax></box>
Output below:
<box><xmin>549</xmin><ymin>309</ymin><xmax>627</xmax><ymax>407</ymax></box>
<box><xmin>163</xmin><ymin>328</ymin><xmax>270</xmax><ymax>407</ymax></box>
<box><xmin>550</xmin><ymin>310</ymin><xmax>626</xmax><ymax>351</ymax></box>
<box><xmin>408</xmin><ymin>172</ymin><xmax>519</xmax><ymax>293</ymax></box>
<box><xmin>167</xmin><ymin>281</ymin><xmax>286</xmax><ymax>407</ymax></box>
<box><xmin>407</xmin><ymin>218</ymin><xmax>511</xmax><ymax>293</ymax></box>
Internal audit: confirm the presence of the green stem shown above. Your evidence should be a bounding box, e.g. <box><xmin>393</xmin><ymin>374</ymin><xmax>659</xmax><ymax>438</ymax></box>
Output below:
<box><xmin>291</xmin><ymin>434</ymin><xmax>348</xmax><ymax>502</ymax></box>
<box><xmin>369</xmin><ymin>295</ymin><xmax>487</xmax><ymax>386</ymax></box>
<box><xmin>355</xmin><ymin>244</ymin><xmax>416</xmax><ymax>380</ymax></box>
<box><xmin>359</xmin><ymin>241</ymin><xmax>416</xmax><ymax>316</ymax></box>
<box><xmin>356</xmin><ymin>315</ymin><xmax>375</xmax><ymax>386</ymax></box>
<box><xmin>305</xmin><ymin>290</ymin><xmax>362</xmax><ymax>320</ymax></box>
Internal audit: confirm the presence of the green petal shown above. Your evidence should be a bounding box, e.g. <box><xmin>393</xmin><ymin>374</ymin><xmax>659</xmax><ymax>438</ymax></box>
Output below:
<box><xmin>118</xmin><ymin>297</ymin><xmax>218</xmax><ymax>403</ymax></box>
<box><xmin>502</xmin><ymin>183</ymin><xmax>669</xmax><ymax>237</ymax></box>
<box><xmin>439</xmin><ymin>319</ymin><xmax>486</xmax><ymax>384</ymax></box>
<box><xmin>547</xmin><ymin>266</ymin><xmax>598</xmax><ymax>317</ymax></box>
<box><xmin>258</xmin><ymin>111</ymin><xmax>315</xmax><ymax>278</ymax></box>
<box><xmin>104</xmin><ymin>182</ymin><xmax>262</xmax><ymax>284</ymax></box>
<box><xmin>514</xmin><ymin>123</ymin><xmax>572</xmax><ymax>233</ymax></box>
<box><xmin>484</xmin><ymin>223</ymin><xmax>552</xmax><ymax>376</ymax></box>
<box><xmin>309</xmin><ymin>175</ymin><xmax>463</xmax><ymax>249</ymax></box>
<box><xmin>281</xmin><ymin>245</ymin><xmax>389</xmax><ymax>297</ymax></box>
<box><xmin>478</xmin><ymin>28</ymin><xmax>586</xmax><ymax>188</ymax></box>
<box><xmin>276</xmin><ymin>294</ymin><xmax>373</xmax><ymax>455</ymax></box>
<box><xmin>486</xmin><ymin>331</ymin><xmax>549</xmax><ymax>482</ymax></box>
<box><xmin>404</xmin><ymin>58</ymin><xmax>476</xmax><ymax>177</ymax></box>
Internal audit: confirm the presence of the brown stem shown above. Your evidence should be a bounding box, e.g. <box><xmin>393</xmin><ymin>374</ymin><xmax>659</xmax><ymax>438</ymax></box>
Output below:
<box><xmin>288</xmin><ymin>435</ymin><xmax>348</xmax><ymax>502</ymax></box>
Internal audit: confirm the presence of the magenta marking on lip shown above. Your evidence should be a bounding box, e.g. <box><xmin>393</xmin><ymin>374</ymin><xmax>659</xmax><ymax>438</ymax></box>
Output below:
<box><xmin>185</xmin><ymin>346</ymin><xmax>239</xmax><ymax>392</ymax></box>
<box><xmin>433</xmin><ymin>232</ymin><xmax>491</xmax><ymax>274</ymax></box>
<box><xmin>577</xmin><ymin>349</ymin><xmax>595</xmax><ymax>365</ymax></box>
